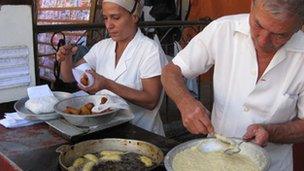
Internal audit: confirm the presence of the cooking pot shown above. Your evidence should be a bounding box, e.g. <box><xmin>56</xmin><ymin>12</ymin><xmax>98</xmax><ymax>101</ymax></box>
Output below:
<box><xmin>164</xmin><ymin>138</ymin><xmax>270</xmax><ymax>171</ymax></box>
<box><xmin>56</xmin><ymin>138</ymin><xmax>164</xmax><ymax>170</ymax></box>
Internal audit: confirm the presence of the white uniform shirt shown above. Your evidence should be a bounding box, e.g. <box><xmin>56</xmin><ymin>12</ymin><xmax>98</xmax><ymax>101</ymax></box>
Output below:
<box><xmin>173</xmin><ymin>14</ymin><xmax>304</xmax><ymax>171</ymax></box>
<box><xmin>84</xmin><ymin>29</ymin><xmax>167</xmax><ymax>136</ymax></box>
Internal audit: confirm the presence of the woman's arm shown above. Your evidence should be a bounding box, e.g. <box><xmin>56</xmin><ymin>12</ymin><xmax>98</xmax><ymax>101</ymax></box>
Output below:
<box><xmin>57</xmin><ymin>45</ymin><xmax>86</xmax><ymax>82</ymax></box>
<box><xmin>82</xmin><ymin>70</ymin><xmax>162</xmax><ymax>110</ymax></box>
<box><xmin>106</xmin><ymin>76</ymin><xmax>162</xmax><ymax>110</ymax></box>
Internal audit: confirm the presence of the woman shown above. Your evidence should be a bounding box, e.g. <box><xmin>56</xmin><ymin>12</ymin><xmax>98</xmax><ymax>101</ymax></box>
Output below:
<box><xmin>56</xmin><ymin>0</ymin><xmax>167</xmax><ymax>136</ymax></box>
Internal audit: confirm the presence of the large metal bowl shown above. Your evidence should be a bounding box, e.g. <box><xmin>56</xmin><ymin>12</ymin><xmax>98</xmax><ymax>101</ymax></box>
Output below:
<box><xmin>164</xmin><ymin>138</ymin><xmax>270</xmax><ymax>171</ymax></box>
<box><xmin>56</xmin><ymin>138</ymin><xmax>164</xmax><ymax>171</ymax></box>
<box><xmin>14</xmin><ymin>91</ymin><xmax>73</xmax><ymax>121</ymax></box>
<box><xmin>54</xmin><ymin>94</ymin><xmax>120</xmax><ymax>127</ymax></box>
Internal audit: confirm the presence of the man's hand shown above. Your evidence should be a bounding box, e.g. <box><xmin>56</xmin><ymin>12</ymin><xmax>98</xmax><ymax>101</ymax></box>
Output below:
<box><xmin>243</xmin><ymin>124</ymin><xmax>269</xmax><ymax>147</ymax></box>
<box><xmin>178</xmin><ymin>98</ymin><xmax>213</xmax><ymax>135</ymax></box>
<box><xmin>56</xmin><ymin>44</ymin><xmax>78</xmax><ymax>62</ymax></box>
<box><xmin>79</xmin><ymin>70</ymin><xmax>108</xmax><ymax>94</ymax></box>
<box><xmin>161</xmin><ymin>63</ymin><xmax>213</xmax><ymax>135</ymax></box>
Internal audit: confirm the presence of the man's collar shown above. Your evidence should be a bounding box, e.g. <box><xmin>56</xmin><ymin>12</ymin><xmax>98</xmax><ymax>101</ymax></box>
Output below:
<box><xmin>233</xmin><ymin>15</ymin><xmax>250</xmax><ymax>36</ymax></box>
<box><xmin>284</xmin><ymin>31</ymin><xmax>304</xmax><ymax>52</ymax></box>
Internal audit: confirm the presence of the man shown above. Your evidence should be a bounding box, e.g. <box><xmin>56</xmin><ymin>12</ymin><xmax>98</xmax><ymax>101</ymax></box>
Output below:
<box><xmin>161</xmin><ymin>0</ymin><xmax>304</xmax><ymax>170</ymax></box>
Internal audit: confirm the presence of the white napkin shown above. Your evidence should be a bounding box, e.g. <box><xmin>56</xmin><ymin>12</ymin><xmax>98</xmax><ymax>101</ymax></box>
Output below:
<box><xmin>27</xmin><ymin>84</ymin><xmax>54</xmax><ymax>99</ymax></box>
<box><xmin>25</xmin><ymin>96</ymin><xmax>59</xmax><ymax>114</ymax></box>
<box><xmin>25</xmin><ymin>85</ymin><xmax>59</xmax><ymax>114</ymax></box>
<box><xmin>92</xmin><ymin>90</ymin><xmax>129</xmax><ymax>113</ymax></box>
<box><xmin>0</xmin><ymin>112</ymin><xmax>42</xmax><ymax>128</ymax></box>
<box><xmin>72</xmin><ymin>63</ymin><xmax>94</xmax><ymax>87</ymax></box>
<box><xmin>72</xmin><ymin>90</ymin><xmax>89</xmax><ymax>97</ymax></box>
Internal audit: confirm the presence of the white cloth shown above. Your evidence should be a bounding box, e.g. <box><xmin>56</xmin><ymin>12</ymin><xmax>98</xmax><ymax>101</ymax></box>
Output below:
<box><xmin>84</xmin><ymin>29</ymin><xmax>168</xmax><ymax>136</ymax></box>
<box><xmin>172</xmin><ymin>14</ymin><xmax>304</xmax><ymax>171</ymax></box>
<box><xmin>0</xmin><ymin>112</ymin><xmax>42</xmax><ymax>128</ymax></box>
<box><xmin>72</xmin><ymin>63</ymin><xmax>94</xmax><ymax>87</ymax></box>
<box><xmin>72</xmin><ymin>90</ymin><xmax>89</xmax><ymax>97</ymax></box>
<box><xmin>103</xmin><ymin>0</ymin><xmax>143</xmax><ymax>16</ymax></box>
<box><xmin>92</xmin><ymin>91</ymin><xmax>129</xmax><ymax>113</ymax></box>
<box><xmin>25</xmin><ymin>96</ymin><xmax>58</xmax><ymax>114</ymax></box>
<box><xmin>27</xmin><ymin>84</ymin><xmax>53</xmax><ymax>99</ymax></box>
<box><xmin>25</xmin><ymin>85</ymin><xmax>58</xmax><ymax>114</ymax></box>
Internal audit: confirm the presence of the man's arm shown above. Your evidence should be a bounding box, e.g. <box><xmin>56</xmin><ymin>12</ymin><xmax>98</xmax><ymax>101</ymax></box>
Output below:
<box><xmin>161</xmin><ymin>62</ymin><xmax>213</xmax><ymax>134</ymax></box>
<box><xmin>243</xmin><ymin>118</ymin><xmax>304</xmax><ymax>146</ymax></box>
<box><xmin>161</xmin><ymin>62</ymin><xmax>193</xmax><ymax>107</ymax></box>
<box><xmin>265</xmin><ymin>118</ymin><xmax>304</xmax><ymax>143</ymax></box>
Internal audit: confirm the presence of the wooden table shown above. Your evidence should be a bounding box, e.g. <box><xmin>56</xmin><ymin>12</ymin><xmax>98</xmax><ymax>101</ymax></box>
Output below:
<box><xmin>1</xmin><ymin>102</ymin><xmax>304</xmax><ymax>171</ymax></box>
<box><xmin>0</xmin><ymin>120</ymin><xmax>179</xmax><ymax>171</ymax></box>
<box><xmin>0</xmin><ymin>100</ymin><xmax>181</xmax><ymax>171</ymax></box>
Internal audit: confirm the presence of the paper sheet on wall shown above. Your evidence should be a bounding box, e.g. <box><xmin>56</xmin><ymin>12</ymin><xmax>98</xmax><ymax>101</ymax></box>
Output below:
<box><xmin>0</xmin><ymin>5</ymin><xmax>36</xmax><ymax>103</ymax></box>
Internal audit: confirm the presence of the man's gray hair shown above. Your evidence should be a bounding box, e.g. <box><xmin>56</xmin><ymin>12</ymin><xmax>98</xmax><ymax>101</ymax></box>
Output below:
<box><xmin>253</xmin><ymin>0</ymin><xmax>304</xmax><ymax>21</ymax></box>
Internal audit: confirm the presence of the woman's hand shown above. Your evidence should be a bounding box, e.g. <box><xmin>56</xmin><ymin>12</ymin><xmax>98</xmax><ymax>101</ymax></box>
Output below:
<box><xmin>56</xmin><ymin>44</ymin><xmax>78</xmax><ymax>62</ymax></box>
<box><xmin>79</xmin><ymin>70</ymin><xmax>109</xmax><ymax>94</ymax></box>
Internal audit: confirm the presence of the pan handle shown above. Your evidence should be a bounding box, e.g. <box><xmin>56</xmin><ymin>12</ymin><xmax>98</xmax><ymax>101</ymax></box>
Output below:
<box><xmin>56</xmin><ymin>144</ymin><xmax>72</xmax><ymax>154</ymax></box>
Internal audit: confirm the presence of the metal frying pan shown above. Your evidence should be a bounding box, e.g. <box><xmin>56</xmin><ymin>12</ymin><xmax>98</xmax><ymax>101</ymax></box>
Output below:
<box><xmin>57</xmin><ymin>138</ymin><xmax>164</xmax><ymax>170</ymax></box>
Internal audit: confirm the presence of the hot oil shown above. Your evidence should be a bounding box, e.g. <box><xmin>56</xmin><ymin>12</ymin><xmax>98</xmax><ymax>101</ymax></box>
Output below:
<box><xmin>69</xmin><ymin>151</ymin><xmax>156</xmax><ymax>171</ymax></box>
<box><xmin>94</xmin><ymin>152</ymin><xmax>155</xmax><ymax>171</ymax></box>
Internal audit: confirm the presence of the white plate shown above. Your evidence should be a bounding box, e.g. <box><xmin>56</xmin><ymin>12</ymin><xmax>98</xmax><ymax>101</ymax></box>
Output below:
<box><xmin>14</xmin><ymin>91</ymin><xmax>73</xmax><ymax>121</ymax></box>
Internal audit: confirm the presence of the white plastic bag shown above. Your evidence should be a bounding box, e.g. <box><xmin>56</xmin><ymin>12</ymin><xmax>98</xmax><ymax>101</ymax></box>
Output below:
<box><xmin>72</xmin><ymin>63</ymin><xmax>94</xmax><ymax>87</ymax></box>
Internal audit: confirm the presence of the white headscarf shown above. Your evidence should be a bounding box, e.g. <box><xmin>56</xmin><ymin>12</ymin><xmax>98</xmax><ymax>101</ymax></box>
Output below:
<box><xmin>102</xmin><ymin>0</ymin><xmax>143</xmax><ymax>17</ymax></box>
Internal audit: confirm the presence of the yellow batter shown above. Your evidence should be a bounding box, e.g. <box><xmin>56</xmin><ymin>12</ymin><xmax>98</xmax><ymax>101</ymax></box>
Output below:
<box><xmin>172</xmin><ymin>147</ymin><xmax>260</xmax><ymax>171</ymax></box>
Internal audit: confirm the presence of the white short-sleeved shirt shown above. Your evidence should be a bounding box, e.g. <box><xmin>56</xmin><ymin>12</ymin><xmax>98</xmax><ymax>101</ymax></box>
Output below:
<box><xmin>173</xmin><ymin>14</ymin><xmax>304</xmax><ymax>171</ymax></box>
<box><xmin>84</xmin><ymin>29</ymin><xmax>168</xmax><ymax>136</ymax></box>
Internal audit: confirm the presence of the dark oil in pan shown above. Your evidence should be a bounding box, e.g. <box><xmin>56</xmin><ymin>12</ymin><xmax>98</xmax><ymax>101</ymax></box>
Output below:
<box><xmin>93</xmin><ymin>152</ymin><xmax>155</xmax><ymax>171</ymax></box>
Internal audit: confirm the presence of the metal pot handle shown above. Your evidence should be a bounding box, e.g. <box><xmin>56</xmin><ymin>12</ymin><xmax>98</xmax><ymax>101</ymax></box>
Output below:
<box><xmin>56</xmin><ymin>144</ymin><xmax>72</xmax><ymax>154</ymax></box>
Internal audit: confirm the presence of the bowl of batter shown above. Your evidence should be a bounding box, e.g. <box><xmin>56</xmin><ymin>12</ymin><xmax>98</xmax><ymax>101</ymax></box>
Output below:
<box><xmin>164</xmin><ymin>138</ymin><xmax>270</xmax><ymax>171</ymax></box>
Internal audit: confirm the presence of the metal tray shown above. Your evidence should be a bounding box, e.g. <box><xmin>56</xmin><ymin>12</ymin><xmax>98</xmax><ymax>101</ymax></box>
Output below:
<box><xmin>164</xmin><ymin>138</ymin><xmax>270</xmax><ymax>171</ymax></box>
<box><xmin>46</xmin><ymin>109</ymin><xmax>134</xmax><ymax>139</ymax></box>
<box><xmin>14</xmin><ymin>91</ymin><xmax>73</xmax><ymax>121</ymax></box>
